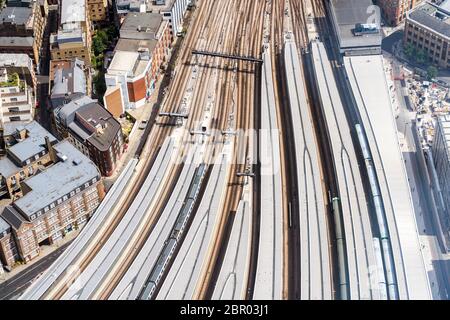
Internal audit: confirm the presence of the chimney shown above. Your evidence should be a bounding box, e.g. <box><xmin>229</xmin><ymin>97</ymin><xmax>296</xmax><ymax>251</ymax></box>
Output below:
<box><xmin>45</xmin><ymin>136</ymin><xmax>57</xmax><ymax>163</ymax></box>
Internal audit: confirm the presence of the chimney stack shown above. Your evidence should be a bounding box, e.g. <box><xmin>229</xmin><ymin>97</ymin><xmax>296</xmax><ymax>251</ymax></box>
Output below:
<box><xmin>45</xmin><ymin>136</ymin><xmax>57</xmax><ymax>163</ymax></box>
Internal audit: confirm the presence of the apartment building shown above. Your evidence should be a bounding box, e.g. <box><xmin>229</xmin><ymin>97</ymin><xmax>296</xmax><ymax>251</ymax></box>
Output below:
<box><xmin>0</xmin><ymin>139</ymin><xmax>104</xmax><ymax>267</ymax></box>
<box><xmin>404</xmin><ymin>1</ymin><xmax>450</xmax><ymax>69</ymax></box>
<box><xmin>50</xmin><ymin>0</ymin><xmax>92</xmax><ymax>65</ymax></box>
<box><xmin>87</xmin><ymin>0</ymin><xmax>108</xmax><ymax>23</ymax></box>
<box><xmin>376</xmin><ymin>0</ymin><xmax>423</xmax><ymax>26</ymax></box>
<box><xmin>54</xmin><ymin>97</ymin><xmax>124</xmax><ymax>176</ymax></box>
<box><xmin>0</xmin><ymin>54</ymin><xmax>36</xmax><ymax>123</ymax></box>
<box><xmin>0</xmin><ymin>121</ymin><xmax>58</xmax><ymax>200</ymax></box>
<box><xmin>104</xmin><ymin>13</ymin><xmax>172</xmax><ymax>117</ymax></box>
<box><xmin>0</xmin><ymin>3</ymin><xmax>46</xmax><ymax>69</ymax></box>
<box><xmin>53</xmin><ymin>96</ymin><xmax>124</xmax><ymax>176</ymax></box>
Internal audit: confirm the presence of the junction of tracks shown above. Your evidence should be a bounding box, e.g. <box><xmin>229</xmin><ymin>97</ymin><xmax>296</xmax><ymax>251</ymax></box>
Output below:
<box><xmin>21</xmin><ymin>0</ymin><xmax>433</xmax><ymax>300</ymax></box>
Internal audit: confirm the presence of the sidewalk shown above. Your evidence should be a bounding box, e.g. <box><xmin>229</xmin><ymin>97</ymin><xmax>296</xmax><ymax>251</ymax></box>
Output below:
<box><xmin>0</xmin><ymin>229</ymin><xmax>79</xmax><ymax>284</ymax></box>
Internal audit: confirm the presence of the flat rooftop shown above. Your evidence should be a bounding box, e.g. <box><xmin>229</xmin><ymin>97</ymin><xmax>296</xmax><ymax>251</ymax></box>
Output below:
<box><xmin>107</xmin><ymin>50</ymin><xmax>149</xmax><ymax>78</ymax></box>
<box><xmin>14</xmin><ymin>140</ymin><xmax>100</xmax><ymax>218</ymax></box>
<box><xmin>408</xmin><ymin>2</ymin><xmax>450</xmax><ymax>39</ymax></box>
<box><xmin>120</xmin><ymin>12</ymin><xmax>163</xmax><ymax>40</ymax></box>
<box><xmin>60</xmin><ymin>0</ymin><xmax>86</xmax><ymax>25</ymax></box>
<box><xmin>0</xmin><ymin>54</ymin><xmax>33</xmax><ymax>70</ymax></box>
<box><xmin>0</xmin><ymin>37</ymin><xmax>34</xmax><ymax>48</ymax></box>
<box><xmin>330</xmin><ymin>0</ymin><xmax>382</xmax><ymax>50</ymax></box>
<box><xmin>0</xmin><ymin>7</ymin><xmax>32</xmax><ymax>27</ymax></box>
<box><xmin>115</xmin><ymin>38</ymin><xmax>157</xmax><ymax>54</ymax></box>
<box><xmin>344</xmin><ymin>55</ymin><xmax>431</xmax><ymax>299</ymax></box>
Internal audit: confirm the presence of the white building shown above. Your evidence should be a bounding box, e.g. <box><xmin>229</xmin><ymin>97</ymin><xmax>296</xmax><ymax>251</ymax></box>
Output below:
<box><xmin>0</xmin><ymin>54</ymin><xmax>36</xmax><ymax>124</ymax></box>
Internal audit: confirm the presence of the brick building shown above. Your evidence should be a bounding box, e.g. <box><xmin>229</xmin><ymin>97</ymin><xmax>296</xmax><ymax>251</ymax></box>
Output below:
<box><xmin>0</xmin><ymin>3</ymin><xmax>46</xmax><ymax>69</ymax></box>
<box><xmin>404</xmin><ymin>1</ymin><xmax>450</xmax><ymax>69</ymax></box>
<box><xmin>53</xmin><ymin>96</ymin><xmax>124</xmax><ymax>176</ymax></box>
<box><xmin>87</xmin><ymin>0</ymin><xmax>108</xmax><ymax>23</ymax></box>
<box><xmin>103</xmin><ymin>13</ymin><xmax>172</xmax><ymax>117</ymax></box>
<box><xmin>0</xmin><ymin>138</ymin><xmax>104</xmax><ymax>268</ymax></box>
<box><xmin>375</xmin><ymin>0</ymin><xmax>423</xmax><ymax>26</ymax></box>
<box><xmin>50</xmin><ymin>0</ymin><xmax>92</xmax><ymax>65</ymax></box>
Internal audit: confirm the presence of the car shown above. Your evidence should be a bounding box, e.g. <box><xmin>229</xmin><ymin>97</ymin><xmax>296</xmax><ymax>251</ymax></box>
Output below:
<box><xmin>139</xmin><ymin>120</ymin><xmax>148</xmax><ymax>130</ymax></box>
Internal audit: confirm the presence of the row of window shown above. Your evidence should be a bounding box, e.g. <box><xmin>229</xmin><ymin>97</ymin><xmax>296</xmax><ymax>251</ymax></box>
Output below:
<box><xmin>29</xmin><ymin>177</ymin><xmax>98</xmax><ymax>220</ymax></box>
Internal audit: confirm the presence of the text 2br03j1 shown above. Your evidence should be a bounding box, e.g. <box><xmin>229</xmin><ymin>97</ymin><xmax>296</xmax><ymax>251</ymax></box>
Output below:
<box><xmin>179</xmin><ymin>304</ymin><xmax>269</xmax><ymax>318</ymax></box>
<box><xmin>223</xmin><ymin>305</ymin><xmax>269</xmax><ymax>317</ymax></box>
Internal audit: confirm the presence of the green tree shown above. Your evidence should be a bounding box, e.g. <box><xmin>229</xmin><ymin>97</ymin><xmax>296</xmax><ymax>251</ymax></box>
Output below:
<box><xmin>93</xmin><ymin>72</ymin><xmax>106</xmax><ymax>100</ymax></box>
<box><xmin>427</xmin><ymin>66</ymin><xmax>438</xmax><ymax>80</ymax></box>
<box><xmin>416</xmin><ymin>48</ymin><xmax>427</xmax><ymax>64</ymax></box>
<box><xmin>106</xmin><ymin>26</ymin><xmax>118</xmax><ymax>41</ymax></box>
<box><xmin>403</xmin><ymin>42</ymin><xmax>415</xmax><ymax>58</ymax></box>
<box><xmin>96</xmin><ymin>30</ymin><xmax>108</xmax><ymax>44</ymax></box>
<box><xmin>92</xmin><ymin>36</ymin><xmax>106</xmax><ymax>56</ymax></box>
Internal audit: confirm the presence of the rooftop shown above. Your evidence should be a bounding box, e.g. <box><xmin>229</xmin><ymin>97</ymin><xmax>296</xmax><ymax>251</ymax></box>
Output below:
<box><xmin>0</xmin><ymin>7</ymin><xmax>33</xmax><ymax>27</ymax></box>
<box><xmin>114</xmin><ymin>38</ymin><xmax>157</xmax><ymax>54</ymax></box>
<box><xmin>51</xmin><ymin>58</ymin><xmax>86</xmax><ymax>98</ymax></box>
<box><xmin>14</xmin><ymin>140</ymin><xmax>100</xmax><ymax>218</ymax></box>
<box><xmin>54</xmin><ymin>95</ymin><xmax>95</xmax><ymax>126</ymax></box>
<box><xmin>7</xmin><ymin>121</ymin><xmax>57</xmax><ymax>165</ymax></box>
<box><xmin>55</xmin><ymin>96</ymin><xmax>121</xmax><ymax>151</ymax></box>
<box><xmin>0</xmin><ymin>37</ymin><xmax>34</xmax><ymax>48</ymax></box>
<box><xmin>107</xmin><ymin>50</ymin><xmax>150</xmax><ymax>79</ymax></box>
<box><xmin>0</xmin><ymin>53</ymin><xmax>33</xmax><ymax>70</ymax></box>
<box><xmin>1</xmin><ymin>206</ymin><xmax>27</xmax><ymax>230</ymax></box>
<box><xmin>0</xmin><ymin>216</ymin><xmax>9</xmax><ymax>234</ymax></box>
<box><xmin>344</xmin><ymin>54</ymin><xmax>431</xmax><ymax>299</ymax></box>
<box><xmin>60</xmin><ymin>0</ymin><xmax>86</xmax><ymax>25</ymax></box>
<box><xmin>120</xmin><ymin>12</ymin><xmax>163</xmax><ymax>40</ymax></box>
<box><xmin>330</xmin><ymin>0</ymin><xmax>382</xmax><ymax>50</ymax></box>
<box><xmin>76</xmin><ymin>104</ymin><xmax>122</xmax><ymax>152</ymax></box>
<box><xmin>408</xmin><ymin>2</ymin><xmax>450</xmax><ymax>39</ymax></box>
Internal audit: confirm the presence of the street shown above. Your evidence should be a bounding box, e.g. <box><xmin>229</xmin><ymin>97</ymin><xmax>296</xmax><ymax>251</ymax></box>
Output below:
<box><xmin>0</xmin><ymin>241</ymin><xmax>72</xmax><ymax>300</ymax></box>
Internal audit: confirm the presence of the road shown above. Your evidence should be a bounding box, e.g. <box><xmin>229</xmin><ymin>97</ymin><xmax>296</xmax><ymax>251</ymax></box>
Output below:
<box><xmin>37</xmin><ymin>8</ymin><xmax>58</xmax><ymax>131</ymax></box>
<box><xmin>0</xmin><ymin>241</ymin><xmax>72</xmax><ymax>300</ymax></box>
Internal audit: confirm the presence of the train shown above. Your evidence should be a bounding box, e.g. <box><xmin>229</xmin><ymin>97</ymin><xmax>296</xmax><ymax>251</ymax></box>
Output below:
<box><xmin>355</xmin><ymin>124</ymin><xmax>399</xmax><ymax>300</ymax></box>
<box><xmin>331</xmin><ymin>197</ymin><xmax>350</xmax><ymax>300</ymax></box>
<box><xmin>138</xmin><ymin>163</ymin><xmax>207</xmax><ymax>300</ymax></box>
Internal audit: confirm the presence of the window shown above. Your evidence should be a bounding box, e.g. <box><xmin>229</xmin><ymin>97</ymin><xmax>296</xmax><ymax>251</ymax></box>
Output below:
<box><xmin>76</xmin><ymin>187</ymin><xmax>81</xmax><ymax>194</ymax></box>
<box><xmin>70</xmin><ymin>191</ymin><xmax>75</xmax><ymax>197</ymax></box>
<box><xmin>63</xmin><ymin>195</ymin><xmax>68</xmax><ymax>201</ymax></box>
<box><xmin>50</xmin><ymin>203</ymin><xmax>55</xmax><ymax>209</ymax></box>
<box><xmin>44</xmin><ymin>207</ymin><xmax>49</xmax><ymax>213</ymax></box>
